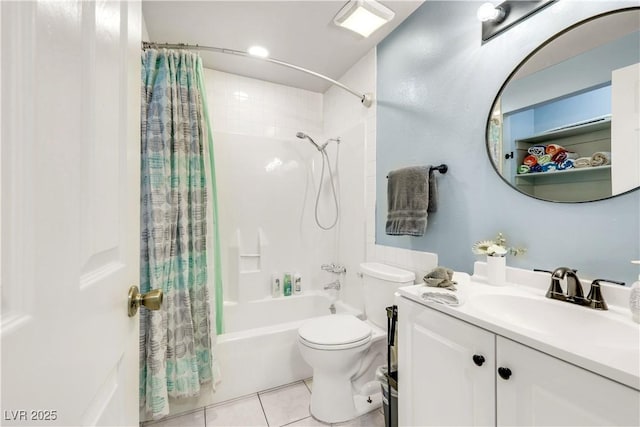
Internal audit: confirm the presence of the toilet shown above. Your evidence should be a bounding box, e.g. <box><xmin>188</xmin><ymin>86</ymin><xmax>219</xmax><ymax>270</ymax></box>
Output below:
<box><xmin>297</xmin><ymin>262</ymin><xmax>415</xmax><ymax>423</ymax></box>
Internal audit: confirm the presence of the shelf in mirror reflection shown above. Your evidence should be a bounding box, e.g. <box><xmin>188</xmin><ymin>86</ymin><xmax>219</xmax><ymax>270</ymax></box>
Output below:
<box><xmin>516</xmin><ymin>165</ymin><xmax>611</xmax><ymax>180</ymax></box>
<box><xmin>516</xmin><ymin>119</ymin><xmax>610</xmax><ymax>145</ymax></box>
<box><xmin>514</xmin><ymin>165</ymin><xmax>612</xmax><ymax>202</ymax></box>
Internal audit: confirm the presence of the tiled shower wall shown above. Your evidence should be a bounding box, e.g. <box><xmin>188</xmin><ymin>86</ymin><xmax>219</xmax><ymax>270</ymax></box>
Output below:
<box><xmin>202</xmin><ymin>52</ymin><xmax>436</xmax><ymax>305</ymax></box>
<box><xmin>203</xmin><ymin>69</ymin><xmax>331</xmax><ymax>299</ymax></box>
<box><xmin>204</xmin><ymin>69</ymin><xmax>323</xmax><ymax>140</ymax></box>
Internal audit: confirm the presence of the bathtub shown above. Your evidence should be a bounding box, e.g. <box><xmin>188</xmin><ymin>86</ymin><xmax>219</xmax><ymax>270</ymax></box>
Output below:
<box><xmin>164</xmin><ymin>292</ymin><xmax>363</xmax><ymax>418</ymax></box>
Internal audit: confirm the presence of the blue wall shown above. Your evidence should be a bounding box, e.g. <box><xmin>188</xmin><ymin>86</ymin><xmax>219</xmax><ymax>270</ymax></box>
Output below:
<box><xmin>376</xmin><ymin>1</ymin><xmax>640</xmax><ymax>284</ymax></box>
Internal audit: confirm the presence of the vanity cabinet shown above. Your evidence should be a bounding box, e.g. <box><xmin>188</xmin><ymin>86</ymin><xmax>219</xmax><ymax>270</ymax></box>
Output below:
<box><xmin>397</xmin><ymin>296</ymin><xmax>640</xmax><ymax>426</ymax></box>
<box><xmin>497</xmin><ymin>336</ymin><xmax>640</xmax><ymax>426</ymax></box>
<box><xmin>397</xmin><ymin>299</ymin><xmax>495</xmax><ymax>426</ymax></box>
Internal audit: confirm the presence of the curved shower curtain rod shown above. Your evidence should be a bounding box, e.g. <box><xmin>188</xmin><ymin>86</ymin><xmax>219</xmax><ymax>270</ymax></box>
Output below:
<box><xmin>142</xmin><ymin>41</ymin><xmax>374</xmax><ymax>108</ymax></box>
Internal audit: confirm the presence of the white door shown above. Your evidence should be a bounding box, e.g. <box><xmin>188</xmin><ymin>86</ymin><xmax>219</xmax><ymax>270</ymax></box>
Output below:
<box><xmin>497</xmin><ymin>337</ymin><xmax>640</xmax><ymax>426</ymax></box>
<box><xmin>397</xmin><ymin>297</ymin><xmax>496</xmax><ymax>427</ymax></box>
<box><xmin>1</xmin><ymin>1</ymin><xmax>141</xmax><ymax>425</ymax></box>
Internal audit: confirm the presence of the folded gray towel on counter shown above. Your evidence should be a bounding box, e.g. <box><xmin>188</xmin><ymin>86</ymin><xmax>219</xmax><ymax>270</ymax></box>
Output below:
<box><xmin>423</xmin><ymin>266</ymin><xmax>457</xmax><ymax>290</ymax></box>
<box><xmin>385</xmin><ymin>166</ymin><xmax>437</xmax><ymax>236</ymax></box>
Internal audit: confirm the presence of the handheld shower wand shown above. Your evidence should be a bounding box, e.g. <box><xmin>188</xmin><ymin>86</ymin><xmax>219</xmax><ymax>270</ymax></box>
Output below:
<box><xmin>296</xmin><ymin>132</ymin><xmax>323</xmax><ymax>151</ymax></box>
<box><xmin>296</xmin><ymin>132</ymin><xmax>341</xmax><ymax>230</ymax></box>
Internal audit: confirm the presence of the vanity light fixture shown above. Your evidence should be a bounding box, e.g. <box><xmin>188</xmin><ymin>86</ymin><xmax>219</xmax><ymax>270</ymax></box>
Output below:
<box><xmin>477</xmin><ymin>2</ymin><xmax>506</xmax><ymax>23</ymax></box>
<box><xmin>248</xmin><ymin>45</ymin><xmax>269</xmax><ymax>58</ymax></box>
<box><xmin>481</xmin><ymin>0</ymin><xmax>556</xmax><ymax>43</ymax></box>
<box><xmin>333</xmin><ymin>0</ymin><xmax>395</xmax><ymax>38</ymax></box>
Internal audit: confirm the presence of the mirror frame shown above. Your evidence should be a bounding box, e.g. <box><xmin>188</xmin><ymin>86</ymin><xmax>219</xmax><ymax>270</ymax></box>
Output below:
<box><xmin>485</xmin><ymin>6</ymin><xmax>640</xmax><ymax>203</ymax></box>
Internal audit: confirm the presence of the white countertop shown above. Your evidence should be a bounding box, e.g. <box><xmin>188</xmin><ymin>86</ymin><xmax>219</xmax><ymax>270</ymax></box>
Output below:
<box><xmin>397</xmin><ymin>268</ymin><xmax>640</xmax><ymax>391</ymax></box>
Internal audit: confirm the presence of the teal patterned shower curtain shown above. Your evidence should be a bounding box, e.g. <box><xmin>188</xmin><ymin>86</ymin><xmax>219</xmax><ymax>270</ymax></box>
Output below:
<box><xmin>140</xmin><ymin>48</ymin><xmax>221</xmax><ymax>420</ymax></box>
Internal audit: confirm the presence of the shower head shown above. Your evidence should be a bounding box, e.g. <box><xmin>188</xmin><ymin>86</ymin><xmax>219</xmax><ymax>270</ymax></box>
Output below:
<box><xmin>296</xmin><ymin>132</ymin><xmax>322</xmax><ymax>151</ymax></box>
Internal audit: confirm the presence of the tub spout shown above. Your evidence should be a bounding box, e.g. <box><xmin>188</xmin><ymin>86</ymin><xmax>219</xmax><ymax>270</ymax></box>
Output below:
<box><xmin>323</xmin><ymin>280</ymin><xmax>341</xmax><ymax>291</ymax></box>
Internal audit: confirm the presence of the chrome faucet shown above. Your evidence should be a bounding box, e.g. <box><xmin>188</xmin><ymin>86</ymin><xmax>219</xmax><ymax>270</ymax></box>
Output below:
<box><xmin>323</xmin><ymin>280</ymin><xmax>341</xmax><ymax>291</ymax></box>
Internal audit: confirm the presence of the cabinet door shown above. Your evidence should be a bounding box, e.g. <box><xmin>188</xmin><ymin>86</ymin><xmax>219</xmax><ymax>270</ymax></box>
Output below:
<box><xmin>497</xmin><ymin>337</ymin><xmax>640</xmax><ymax>426</ymax></box>
<box><xmin>398</xmin><ymin>297</ymin><xmax>495</xmax><ymax>426</ymax></box>
<box><xmin>612</xmin><ymin>62</ymin><xmax>640</xmax><ymax>194</ymax></box>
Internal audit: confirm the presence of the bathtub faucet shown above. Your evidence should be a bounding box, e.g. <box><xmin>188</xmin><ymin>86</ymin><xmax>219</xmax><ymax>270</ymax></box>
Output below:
<box><xmin>323</xmin><ymin>280</ymin><xmax>341</xmax><ymax>291</ymax></box>
<box><xmin>321</xmin><ymin>263</ymin><xmax>347</xmax><ymax>274</ymax></box>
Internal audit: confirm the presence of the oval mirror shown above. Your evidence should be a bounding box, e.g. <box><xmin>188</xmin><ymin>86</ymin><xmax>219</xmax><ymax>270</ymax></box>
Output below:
<box><xmin>486</xmin><ymin>8</ymin><xmax>640</xmax><ymax>203</ymax></box>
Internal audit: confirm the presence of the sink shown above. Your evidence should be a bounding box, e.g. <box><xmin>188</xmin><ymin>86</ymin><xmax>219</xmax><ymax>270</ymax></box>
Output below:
<box><xmin>468</xmin><ymin>293</ymin><xmax>639</xmax><ymax>352</ymax></box>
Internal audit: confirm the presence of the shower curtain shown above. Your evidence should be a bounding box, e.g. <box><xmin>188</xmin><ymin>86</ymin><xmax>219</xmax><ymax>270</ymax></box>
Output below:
<box><xmin>140</xmin><ymin>48</ymin><xmax>222</xmax><ymax>420</ymax></box>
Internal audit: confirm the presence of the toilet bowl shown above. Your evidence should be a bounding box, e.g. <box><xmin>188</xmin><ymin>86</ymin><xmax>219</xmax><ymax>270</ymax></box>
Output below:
<box><xmin>297</xmin><ymin>263</ymin><xmax>415</xmax><ymax>423</ymax></box>
<box><xmin>297</xmin><ymin>314</ymin><xmax>381</xmax><ymax>423</ymax></box>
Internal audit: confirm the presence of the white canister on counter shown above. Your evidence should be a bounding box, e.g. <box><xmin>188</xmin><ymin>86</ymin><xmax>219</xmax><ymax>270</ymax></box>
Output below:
<box><xmin>293</xmin><ymin>273</ymin><xmax>302</xmax><ymax>294</ymax></box>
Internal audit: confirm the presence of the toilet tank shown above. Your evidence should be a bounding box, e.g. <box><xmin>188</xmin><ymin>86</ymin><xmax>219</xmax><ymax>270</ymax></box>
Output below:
<box><xmin>360</xmin><ymin>262</ymin><xmax>415</xmax><ymax>328</ymax></box>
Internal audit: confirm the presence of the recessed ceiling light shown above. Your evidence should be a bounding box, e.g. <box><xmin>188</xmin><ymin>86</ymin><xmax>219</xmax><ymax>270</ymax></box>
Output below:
<box><xmin>333</xmin><ymin>0</ymin><xmax>395</xmax><ymax>38</ymax></box>
<box><xmin>248</xmin><ymin>45</ymin><xmax>269</xmax><ymax>58</ymax></box>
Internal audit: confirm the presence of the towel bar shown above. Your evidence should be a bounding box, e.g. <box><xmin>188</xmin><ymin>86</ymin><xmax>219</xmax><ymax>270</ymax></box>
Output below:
<box><xmin>430</xmin><ymin>164</ymin><xmax>448</xmax><ymax>174</ymax></box>
<box><xmin>386</xmin><ymin>164</ymin><xmax>448</xmax><ymax>178</ymax></box>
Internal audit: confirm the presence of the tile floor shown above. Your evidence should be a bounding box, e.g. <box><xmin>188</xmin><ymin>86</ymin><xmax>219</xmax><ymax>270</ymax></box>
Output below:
<box><xmin>144</xmin><ymin>379</ymin><xmax>385</xmax><ymax>427</ymax></box>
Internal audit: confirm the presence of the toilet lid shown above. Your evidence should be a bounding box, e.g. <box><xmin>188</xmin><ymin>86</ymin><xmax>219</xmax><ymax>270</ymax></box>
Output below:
<box><xmin>298</xmin><ymin>314</ymin><xmax>371</xmax><ymax>346</ymax></box>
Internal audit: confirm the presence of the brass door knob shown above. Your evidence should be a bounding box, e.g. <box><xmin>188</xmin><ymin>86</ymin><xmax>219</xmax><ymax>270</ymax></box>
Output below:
<box><xmin>128</xmin><ymin>285</ymin><xmax>163</xmax><ymax>317</ymax></box>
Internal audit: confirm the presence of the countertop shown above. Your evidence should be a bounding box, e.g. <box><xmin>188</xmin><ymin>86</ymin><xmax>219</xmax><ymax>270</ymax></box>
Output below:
<box><xmin>397</xmin><ymin>270</ymin><xmax>640</xmax><ymax>391</ymax></box>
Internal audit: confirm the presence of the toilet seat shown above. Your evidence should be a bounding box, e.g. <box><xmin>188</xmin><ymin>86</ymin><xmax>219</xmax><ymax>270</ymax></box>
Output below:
<box><xmin>298</xmin><ymin>314</ymin><xmax>372</xmax><ymax>351</ymax></box>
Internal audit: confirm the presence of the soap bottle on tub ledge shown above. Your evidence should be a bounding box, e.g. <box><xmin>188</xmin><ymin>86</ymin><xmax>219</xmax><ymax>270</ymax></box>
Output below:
<box><xmin>293</xmin><ymin>273</ymin><xmax>302</xmax><ymax>294</ymax></box>
<box><xmin>283</xmin><ymin>272</ymin><xmax>293</xmax><ymax>296</ymax></box>
<box><xmin>272</xmin><ymin>272</ymin><xmax>281</xmax><ymax>298</ymax></box>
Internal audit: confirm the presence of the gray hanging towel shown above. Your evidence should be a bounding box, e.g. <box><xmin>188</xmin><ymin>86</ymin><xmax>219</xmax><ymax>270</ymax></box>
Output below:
<box><xmin>386</xmin><ymin>166</ymin><xmax>437</xmax><ymax>236</ymax></box>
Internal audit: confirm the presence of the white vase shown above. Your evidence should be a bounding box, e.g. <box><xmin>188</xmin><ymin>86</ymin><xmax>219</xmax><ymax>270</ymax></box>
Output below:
<box><xmin>487</xmin><ymin>255</ymin><xmax>506</xmax><ymax>286</ymax></box>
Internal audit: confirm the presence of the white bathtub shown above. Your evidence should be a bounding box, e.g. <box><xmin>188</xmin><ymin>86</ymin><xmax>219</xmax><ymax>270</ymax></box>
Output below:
<box><xmin>164</xmin><ymin>292</ymin><xmax>362</xmax><ymax>418</ymax></box>
<box><xmin>223</xmin><ymin>291</ymin><xmax>343</xmax><ymax>333</ymax></box>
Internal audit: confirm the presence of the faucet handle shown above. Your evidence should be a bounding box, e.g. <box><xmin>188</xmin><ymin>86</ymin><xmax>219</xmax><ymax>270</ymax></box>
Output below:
<box><xmin>321</xmin><ymin>263</ymin><xmax>346</xmax><ymax>274</ymax></box>
<box><xmin>534</xmin><ymin>269</ymin><xmax>565</xmax><ymax>300</ymax></box>
<box><xmin>587</xmin><ymin>279</ymin><xmax>626</xmax><ymax>311</ymax></box>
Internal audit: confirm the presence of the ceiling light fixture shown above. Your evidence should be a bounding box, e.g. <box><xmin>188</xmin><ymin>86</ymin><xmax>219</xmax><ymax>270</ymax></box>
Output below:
<box><xmin>333</xmin><ymin>0</ymin><xmax>395</xmax><ymax>38</ymax></box>
<box><xmin>248</xmin><ymin>45</ymin><xmax>269</xmax><ymax>58</ymax></box>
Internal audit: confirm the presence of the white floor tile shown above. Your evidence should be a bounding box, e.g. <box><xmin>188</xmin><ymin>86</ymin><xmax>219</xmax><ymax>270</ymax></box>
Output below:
<box><xmin>335</xmin><ymin>409</ymin><xmax>385</xmax><ymax>427</ymax></box>
<box><xmin>282</xmin><ymin>416</ymin><xmax>329</xmax><ymax>426</ymax></box>
<box><xmin>145</xmin><ymin>409</ymin><xmax>206</xmax><ymax>427</ymax></box>
<box><xmin>205</xmin><ymin>394</ymin><xmax>268</xmax><ymax>427</ymax></box>
<box><xmin>259</xmin><ymin>382</ymin><xmax>311</xmax><ymax>427</ymax></box>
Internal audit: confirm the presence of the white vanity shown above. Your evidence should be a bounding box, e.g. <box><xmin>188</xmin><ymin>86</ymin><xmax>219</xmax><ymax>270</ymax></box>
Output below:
<box><xmin>396</xmin><ymin>264</ymin><xmax>640</xmax><ymax>426</ymax></box>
